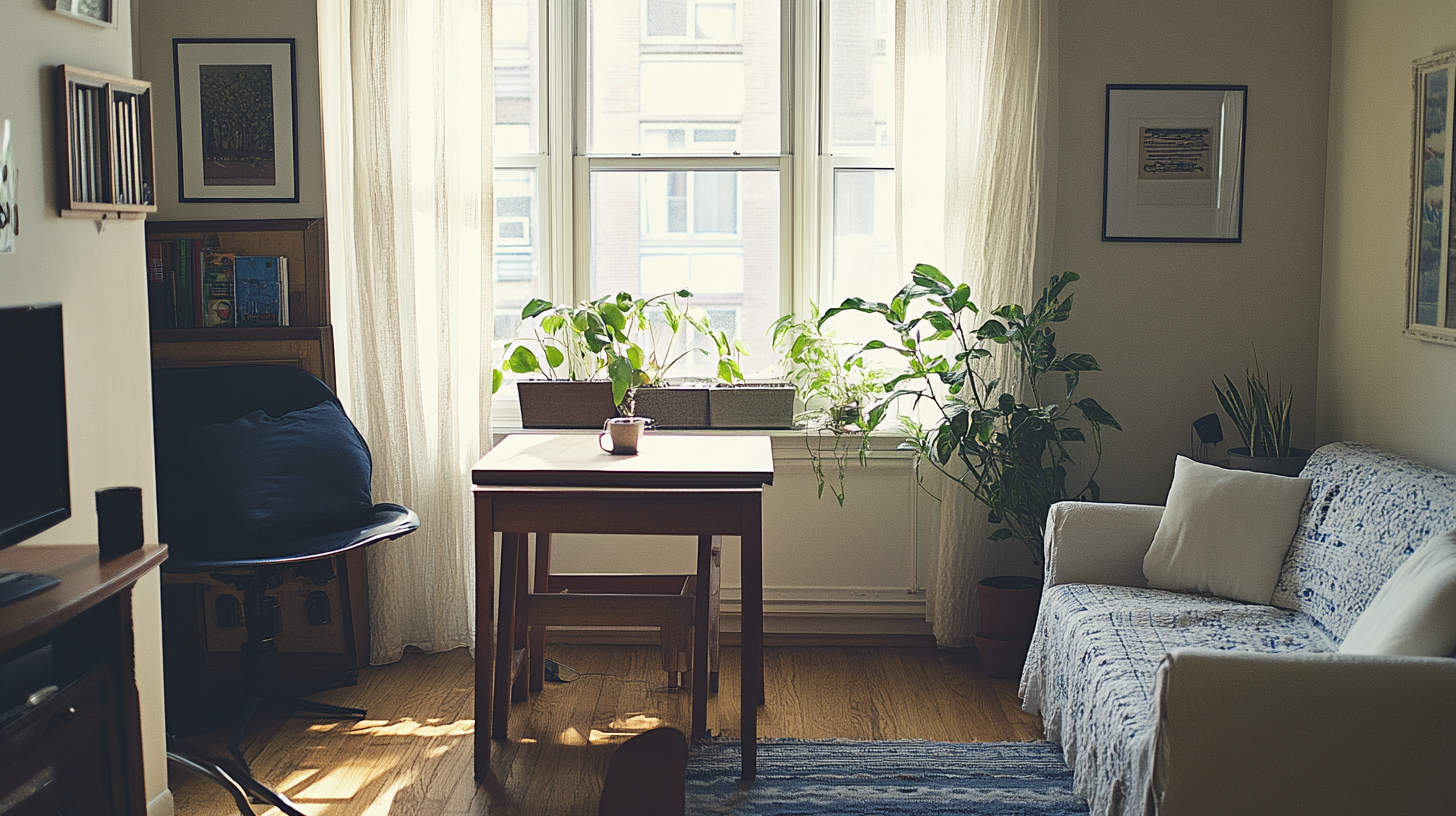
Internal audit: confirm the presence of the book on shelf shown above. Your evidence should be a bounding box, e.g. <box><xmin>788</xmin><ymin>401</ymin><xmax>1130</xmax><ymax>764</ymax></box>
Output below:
<box><xmin>172</xmin><ymin>239</ymin><xmax>195</xmax><ymax>328</ymax></box>
<box><xmin>145</xmin><ymin>240</ymin><xmax>170</xmax><ymax>329</ymax></box>
<box><xmin>234</xmin><ymin>256</ymin><xmax>289</xmax><ymax>328</ymax></box>
<box><xmin>200</xmin><ymin>250</ymin><xmax>237</xmax><ymax>327</ymax></box>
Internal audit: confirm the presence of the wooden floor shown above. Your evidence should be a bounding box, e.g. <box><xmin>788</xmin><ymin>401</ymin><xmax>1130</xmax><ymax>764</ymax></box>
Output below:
<box><xmin>168</xmin><ymin>644</ymin><xmax>1044</xmax><ymax>815</ymax></box>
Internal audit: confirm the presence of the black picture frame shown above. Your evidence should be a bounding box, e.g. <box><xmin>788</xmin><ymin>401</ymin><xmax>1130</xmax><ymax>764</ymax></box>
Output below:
<box><xmin>173</xmin><ymin>38</ymin><xmax>299</xmax><ymax>204</ymax></box>
<box><xmin>1102</xmin><ymin>84</ymin><xmax>1248</xmax><ymax>243</ymax></box>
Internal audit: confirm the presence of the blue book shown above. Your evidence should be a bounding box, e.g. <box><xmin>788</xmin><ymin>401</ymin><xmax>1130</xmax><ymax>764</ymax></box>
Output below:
<box><xmin>233</xmin><ymin>256</ymin><xmax>288</xmax><ymax>327</ymax></box>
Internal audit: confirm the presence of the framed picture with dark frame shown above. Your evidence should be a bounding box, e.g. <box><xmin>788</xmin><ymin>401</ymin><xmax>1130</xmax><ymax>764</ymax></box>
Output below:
<box><xmin>1407</xmin><ymin>49</ymin><xmax>1456</xmax><ymax>345</ymax></box>
<box><xmin>52</xmin><ymin>0</ymin><xmax>115</xmax><ymax>28</ymax></box>
<box><xmin>1103</xmin><ymin>84</ymin><xmax>1248</xmax><ymax>243</ymax></box>
<box><xmin>173</xmin><ymin>38</ymin><xmax>299</xmax><ymax>204</ymax></box>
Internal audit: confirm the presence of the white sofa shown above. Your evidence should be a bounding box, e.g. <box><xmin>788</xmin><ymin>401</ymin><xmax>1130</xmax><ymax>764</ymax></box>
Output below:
<box><xmin>1019</xmin><ymin>443</ymin><xmax>1456</xmax><ymax>816</ymax></box>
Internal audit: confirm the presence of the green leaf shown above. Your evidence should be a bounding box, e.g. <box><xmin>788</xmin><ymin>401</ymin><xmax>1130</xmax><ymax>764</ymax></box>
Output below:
<box><xmin>987</xmin><ymin>528</ymin><xmax>1015</xmax><ymax>542</ymax></box>
<box><xmin>1058</xmin><ymin>427</ymin><xmax>1086</xmax><ymax>442</ymax></box>
<box><xmin>540</xmin><ymin>314</ymin><xmax>565</xmax><ymax>334</ymax></box>
<box><xmin>598</xmin><ymin>302</ymin><xmax>627</xmax><ymax>332</ymax></box>
<box><xmin>607</xmin><ymin>356</ymin><xmax>635</xmax><ymax>406</ymax></box>
<box><xmin>543</xmin><ymin>345</ymin><xmax>565</xmax><ymax>369</ymax></box>
<box><xmin>1074</xmin><ymin>397</ymin><xmax>1122</xmax><ymax>431</ymax></box>
<box><xmin>911</xmin><ymin>263</ymin><xmax>953</xmax><ymax>290</ymax></box>
<box><xmin>946</xmin><ymin>283</ymin><xmax>974</xmax><ymax>313</ymax></box>
<box><xmin>521</xmin><ymin>298</ymin><xmax>555</xmax><ymax>319</ymax></box>
<box><xmin>491</xmin><ymin>368</ymin><xmax>504</xmax><ymax>394</ymax></box>
<box><xmin>506</xmin><ymin>345</ymin><xmax>540</xmax><ymax>374</ymax></box>
<box><xmin>976</xmin><ymin>320</ymin><xmax>1008</xmax><ymax>341</ymax></box>
<box><xmin>1051</xmin><ymin>353</ymin><xmax>1100</xmax><ymax>372</ymax></box>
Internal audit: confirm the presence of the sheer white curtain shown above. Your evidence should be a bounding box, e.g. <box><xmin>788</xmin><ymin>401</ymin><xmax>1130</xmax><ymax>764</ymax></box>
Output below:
<box><xmin>318</xmin><ymin>0</ymin><xmax>493</xmax><ymax>663</ymax></box>
<box><xmin>895</xmin><ymin>0</ymin><xmax>1058</xmax><ymax>646</ymax></box>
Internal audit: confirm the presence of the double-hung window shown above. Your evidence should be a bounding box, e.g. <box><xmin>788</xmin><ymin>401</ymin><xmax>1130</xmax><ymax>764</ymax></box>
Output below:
<box><xmin>492</xmin><ymin>0</ymin><xmax>898</xmax><ymax>380</ymax></box>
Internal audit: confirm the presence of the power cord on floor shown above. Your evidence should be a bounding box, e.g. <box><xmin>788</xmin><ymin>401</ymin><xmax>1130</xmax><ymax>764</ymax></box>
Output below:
<box><xmin>543</xmin><ymin>657</ymin><xmax>652</xmax><ymax>686</ymax></box>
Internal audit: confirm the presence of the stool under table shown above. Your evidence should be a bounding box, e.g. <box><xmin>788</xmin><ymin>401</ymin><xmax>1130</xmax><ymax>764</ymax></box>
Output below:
<box><xmin>471</xmin><ymin>433</ymin><xmax>774</xmax><ymax>781</ymax></box>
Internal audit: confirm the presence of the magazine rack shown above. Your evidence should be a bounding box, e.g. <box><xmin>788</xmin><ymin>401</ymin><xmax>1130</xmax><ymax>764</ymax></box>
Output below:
<box><xmin>56</xmin><ymin>65</ymin><xmax>156</xmax><ymax>220</ymax></box>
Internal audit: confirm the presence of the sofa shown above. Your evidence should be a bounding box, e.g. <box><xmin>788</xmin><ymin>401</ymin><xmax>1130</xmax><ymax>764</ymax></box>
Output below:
<box><xmin>1019</xmin><ymin>443</ymin><xmax>1456</xmax><ymax>816</ymax></box>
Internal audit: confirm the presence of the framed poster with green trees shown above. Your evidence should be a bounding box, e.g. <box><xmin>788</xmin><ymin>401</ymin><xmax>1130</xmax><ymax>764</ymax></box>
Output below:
<box><xmin>173</xmin><ymin>39</ymin><xmax>298</xmax><ymax>204</ymax></box>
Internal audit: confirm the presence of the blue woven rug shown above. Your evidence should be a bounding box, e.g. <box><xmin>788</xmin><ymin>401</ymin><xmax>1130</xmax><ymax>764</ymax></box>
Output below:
<box><xmin>686</xmin><ymin>739</ymin><xmax>1088</xmax><ymax>815</ymax></box>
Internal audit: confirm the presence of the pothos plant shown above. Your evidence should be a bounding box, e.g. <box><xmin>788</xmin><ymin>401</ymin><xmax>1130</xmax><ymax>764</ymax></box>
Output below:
<box><xmin>770</xmin><ymin>306</ymin><xmax>888</xmax><ymax>505</ymax></box>
<box><xmin>823</xmin><ymin>267</ymin><xmax>1121</xmax><ymax>564</ymax></box>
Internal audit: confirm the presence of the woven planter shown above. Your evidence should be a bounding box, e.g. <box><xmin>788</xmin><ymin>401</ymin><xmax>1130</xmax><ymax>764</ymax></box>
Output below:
<box><xmin>631</xmin><ymin>385</ymin><xmax>710</xmax><ymax>429</ymax></box>
<box><xmin>517</xmin><ymin>380</ymin><xmax>619</xmax><ymax>429</ymax></box>
<box><xmin>708</xmin><ymin>383</ymin><xmax>796</xmax><ymax>429</ymax></box>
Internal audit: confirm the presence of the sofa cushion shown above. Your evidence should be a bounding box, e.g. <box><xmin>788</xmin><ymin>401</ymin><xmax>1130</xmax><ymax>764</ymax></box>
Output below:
<box><xmin>1339</xmin><ymin>529</ymin><xmax>1456</xmax><ymax>657</ymax></box>
<box><xmin>1020</xmin><ymin>582</ymin><xmax>1335</xmax><ymax>816</ymax></box>
<box><xmin>1143</xmin><ymin>456</ymin><xmax>1311</xmax><ymax>604</ymax></box>
<box><xmin>1272</xmin><ymin>443</ymin><xmax>1456</xmax><ymax>640</ymax></box>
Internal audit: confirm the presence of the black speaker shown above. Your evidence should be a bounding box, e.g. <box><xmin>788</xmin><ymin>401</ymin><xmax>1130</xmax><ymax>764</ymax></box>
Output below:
<box><xmin>96</xmin><ymin>486</ymin><xmax>144</xmax><ymax>558</ymax></box>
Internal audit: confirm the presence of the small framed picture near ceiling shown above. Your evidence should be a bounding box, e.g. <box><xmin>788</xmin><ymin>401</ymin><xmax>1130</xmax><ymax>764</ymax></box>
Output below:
<box><xmin>52</xmin><ymin>0</ymin><xmax>114</xmax><ymax>27</ymax></box>
<box><xmin>1103</xmin><ymin>84</ymin><xmax>1248</xmax><ymax>242</ymax></box>
<box><xmin>1407</xmin><ymin>50</ymin><xmax>1456</xmax><ymax>345</ymax></box>
<box><xmin>173</xmin><ymin>39</ymin><xmax>298</xmax><ymax>203</ymax></box>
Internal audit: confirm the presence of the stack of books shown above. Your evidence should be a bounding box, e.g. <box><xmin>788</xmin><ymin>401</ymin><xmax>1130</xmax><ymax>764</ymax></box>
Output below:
<box><xmin>145</xmin><ymin>239</ymin><xmax>288</xmax><ymax>329</ymax></box>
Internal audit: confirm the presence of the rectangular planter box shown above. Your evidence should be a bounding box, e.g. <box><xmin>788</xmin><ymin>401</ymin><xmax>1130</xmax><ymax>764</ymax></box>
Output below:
<box><xmin>630</xmin><ymin>385</ymin><xmax>709</xmax><ymax>429</ymax></box>
<box><xmin>708</xmin><ymin>383</ymin><xmax>796</xmax><ymax>429</ymax></box>
<box><xmin>517</xmin><ymin>380</ymin><xmax>619</xmax><ymax>429</ymax></box>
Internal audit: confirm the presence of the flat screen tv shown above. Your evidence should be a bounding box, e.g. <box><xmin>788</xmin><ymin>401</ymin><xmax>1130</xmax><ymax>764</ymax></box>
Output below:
<box><xmin>0</xmin><ymin>304</ymin><xmax>70</xmax><ymax>601</ymax></box>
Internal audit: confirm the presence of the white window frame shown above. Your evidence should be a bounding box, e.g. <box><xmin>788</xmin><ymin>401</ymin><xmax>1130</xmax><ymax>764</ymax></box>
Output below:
<box><xmin>495</xmin><ymin>0</ymin><xmax>890</xmax><ymax>359</ymax></box>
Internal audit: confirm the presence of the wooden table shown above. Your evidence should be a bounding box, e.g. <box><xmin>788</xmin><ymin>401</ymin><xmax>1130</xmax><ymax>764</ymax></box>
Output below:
<box><xmin>471</xmin><ymin>433</ymin><xmax>773</xmax><ymax>780</ymax></box>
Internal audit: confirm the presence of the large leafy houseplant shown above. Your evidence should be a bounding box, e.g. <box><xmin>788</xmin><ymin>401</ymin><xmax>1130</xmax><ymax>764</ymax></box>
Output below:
<box><xmin>824</xmin><ymin>267</ymin><xmax>1120</xmax><ymax>564</ymax></box>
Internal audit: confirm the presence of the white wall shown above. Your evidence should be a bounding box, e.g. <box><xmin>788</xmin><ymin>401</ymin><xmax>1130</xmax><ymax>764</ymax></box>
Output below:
<box><xmin>1053</xmin><ymin>0</ymin><xmax>1334</xmax><ymax>505</ymax></box>
<box><xmin>1319</xmin><ymin>0</ymin><xmax>1456</xmax><ymax>474</ymax></box>
<box><xmin>0</xmin><ymin>1</ymin><xmax>169</xmax><ymax>813</ymax></box>
<box><xmin>135</xmin><ymin>0</ymin><xmax>324</xmax><ymax>220</ymax></box>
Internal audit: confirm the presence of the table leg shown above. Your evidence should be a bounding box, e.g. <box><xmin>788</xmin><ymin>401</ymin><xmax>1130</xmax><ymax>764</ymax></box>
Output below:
<box><xmin>741</xmin><ymin>492</ymin><xmax>763</xmax><ymax>780</ymax></box>
<box><xmin>493</xmin><ymin>531</ymin><xmax>523</xmax><ymax>740</ymax></box>
<box><xmin>473</xmin><ymin>493</ymin><xmax>496</xmax><ymax>781</ymax></box>
<box><xmin>511</xmin><ymin>533</ymin><xmax>531</xmax><ymax>703</ymax></box>
<box><xmin>692</xmin><ymin>535</ymin><xmax>712</xmax><ymax>739</ymax></box>
<box><xmin>529</xmin><ymin>533</ymin><xmax>552</xmax><ymax>691</ymax></box>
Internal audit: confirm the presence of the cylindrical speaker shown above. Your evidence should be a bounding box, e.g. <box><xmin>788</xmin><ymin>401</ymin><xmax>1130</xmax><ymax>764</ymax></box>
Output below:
<box><xmin>96</xmin><ymin>486</ymin><xmax>144</xmax><ymax>558</ymax></box>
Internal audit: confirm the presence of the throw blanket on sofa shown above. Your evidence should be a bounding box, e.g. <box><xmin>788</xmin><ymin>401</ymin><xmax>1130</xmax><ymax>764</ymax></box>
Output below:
<box><xmin>1020</xmin><ymin>443</ymin><xmax>1456</xmax><ymax>816</ymax></box>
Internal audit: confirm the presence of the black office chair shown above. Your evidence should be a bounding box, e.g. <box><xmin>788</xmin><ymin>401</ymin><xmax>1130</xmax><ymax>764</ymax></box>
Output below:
<box><xmin>152</xmin><ymin>364</ymin><xmax>418</xmax><ymax>811</ymax></box>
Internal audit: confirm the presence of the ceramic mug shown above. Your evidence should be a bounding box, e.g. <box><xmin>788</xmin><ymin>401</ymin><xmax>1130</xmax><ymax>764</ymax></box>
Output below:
<box><xmin>599</xmin><ymin>416</ymin><xmax>653</xmax><ymax>455</ymax></box>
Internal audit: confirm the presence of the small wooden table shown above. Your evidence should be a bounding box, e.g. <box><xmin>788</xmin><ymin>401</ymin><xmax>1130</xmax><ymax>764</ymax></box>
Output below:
<box><xmin>472</xmin><ymin>433</ymin><xmax>773</xmax><ymax>780</ymax></box>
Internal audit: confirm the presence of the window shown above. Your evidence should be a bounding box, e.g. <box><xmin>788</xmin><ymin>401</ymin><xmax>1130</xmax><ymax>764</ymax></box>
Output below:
<box><xmin>492</xmin><ymin>0</ymin><xmax>896</xmax><ymax>374</ymax></box>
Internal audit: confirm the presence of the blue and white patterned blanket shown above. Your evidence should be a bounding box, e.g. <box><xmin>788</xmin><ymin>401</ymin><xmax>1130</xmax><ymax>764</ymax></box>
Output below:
<box><xmin>1021</xmin><ymin>443</ymin><xmax>1456</xmax><ymax>816</ymax></box>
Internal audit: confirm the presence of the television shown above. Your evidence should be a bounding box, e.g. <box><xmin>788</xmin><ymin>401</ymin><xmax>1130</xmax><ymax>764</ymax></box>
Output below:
<box><xmin>0</xmin><ymin>304</ymin><xmax>69</xmax><ymax>604</ymax></box>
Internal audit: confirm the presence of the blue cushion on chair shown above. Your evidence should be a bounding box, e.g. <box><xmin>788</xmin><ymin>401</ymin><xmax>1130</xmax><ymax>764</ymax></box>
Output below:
<box><xmin>189</xmin><ymin>401</ymin><xmax>373</xmax><ymax>537</ymax></box>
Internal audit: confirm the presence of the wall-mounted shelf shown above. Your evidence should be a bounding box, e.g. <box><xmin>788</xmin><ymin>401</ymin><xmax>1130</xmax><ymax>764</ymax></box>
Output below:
<box><xmin>56</xmin><ymin>65</ymin><xmax>156</xmax><ymax>220</ymax></box>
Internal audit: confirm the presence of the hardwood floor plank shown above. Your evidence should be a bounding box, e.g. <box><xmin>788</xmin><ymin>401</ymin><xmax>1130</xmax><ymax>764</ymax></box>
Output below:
<box><xmin>168</xmin><ymin>644</ymin><xmax>1045</xmax><ymax>816</ymax></box>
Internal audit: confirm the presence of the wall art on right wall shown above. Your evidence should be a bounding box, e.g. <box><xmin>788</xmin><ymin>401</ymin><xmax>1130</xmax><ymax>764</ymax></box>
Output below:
<box><xmin>1407</xmin><ymin>49</ymin><xmax>1456</xmax><ymax>345</ymax></box>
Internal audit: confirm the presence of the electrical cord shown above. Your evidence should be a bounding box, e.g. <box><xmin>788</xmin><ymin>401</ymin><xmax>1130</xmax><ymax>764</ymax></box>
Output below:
<box><xmin>543</xmin><ymin>658</ymin><xmax>652</xmax><ymax>686</ymax></box>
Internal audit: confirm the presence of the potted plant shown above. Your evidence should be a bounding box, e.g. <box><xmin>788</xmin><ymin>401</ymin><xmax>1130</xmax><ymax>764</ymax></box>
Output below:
<box><xmin>769</xmin><ymin>307</ymin><xmax>887</xmax><ymax>504</ymax></box>
<box><xmin>494</xmin><ymin>295</ymin><xmax>635</xmax><ymax>428</ymax></box>
<box><xmin>824</xmin><ymin>267</ymin><xmax>1121</xmax><ymax>677</ymax></box>
<box><xmin>1213</xmin><ymin>357</ymin><xmax>1312</xmax><ymax>476</ymax></box>
<box><xmin>705</xmin><ymin>325</ymin><xmax>796</xmax><ymax>429</ymax></box>
<box><xmin>619</xmin><ymin>290</ymin><xmax>714</xmax><ymax>428</ymax></box>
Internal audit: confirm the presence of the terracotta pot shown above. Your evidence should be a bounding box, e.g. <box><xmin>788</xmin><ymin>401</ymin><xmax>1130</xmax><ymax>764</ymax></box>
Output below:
<box><xmin>973</xmin><ymin>631</ymin><xmax>1032</xmax><ymax>680</ymax></box>
<box><xmin>977</xmin><ymin>575</ymin><xmax>1043</xmax><ymax>641</ymax></box>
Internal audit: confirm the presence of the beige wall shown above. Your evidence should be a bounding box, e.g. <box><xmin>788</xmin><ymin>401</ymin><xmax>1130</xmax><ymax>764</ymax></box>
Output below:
<box><xmin>1319</xmin><ymin>0</ymin><xmax>1456</xmax><ymax>474</ymax></box>
<box><xmin>135</xmin><ymin>0</ymin><xmax>323</xmax><ymax>220</ymax></box>
<box><xmin>1053</xmin><ymin>0</ymin><xmax>1334</xmax><ymax>505</ymax></box>
<box><xmin>0</xmin><ymin>1</ymin><xmax>170</xmax><ymax>812</ymax></box>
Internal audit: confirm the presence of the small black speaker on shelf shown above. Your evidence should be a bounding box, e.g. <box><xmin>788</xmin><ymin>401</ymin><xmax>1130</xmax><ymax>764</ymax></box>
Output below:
<box><xmin>96</xmin><ymin>486</ymin><xmax>144</xmax><ymax>558</ymax></box>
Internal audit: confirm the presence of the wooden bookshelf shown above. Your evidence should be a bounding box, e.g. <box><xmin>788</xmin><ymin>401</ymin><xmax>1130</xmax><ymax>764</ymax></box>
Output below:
<box><xmin>56</xmin><ymin>65</ymin><xmax>156</xmax><ymax>221</ymax></box>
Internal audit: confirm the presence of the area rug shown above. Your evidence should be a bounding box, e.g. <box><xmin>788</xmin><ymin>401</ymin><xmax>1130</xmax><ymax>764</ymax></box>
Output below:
<box><xmin>687</xmin><ymin>739</ymin><xmax>1088</xmax><ymax>815</ymax></box>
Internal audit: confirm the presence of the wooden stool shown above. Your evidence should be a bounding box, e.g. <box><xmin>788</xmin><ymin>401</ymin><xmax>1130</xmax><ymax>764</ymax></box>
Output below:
<box><xmin>514</xmin><ymin>533</ymin><xmax>721</xmax><ymax>700</ymax></box>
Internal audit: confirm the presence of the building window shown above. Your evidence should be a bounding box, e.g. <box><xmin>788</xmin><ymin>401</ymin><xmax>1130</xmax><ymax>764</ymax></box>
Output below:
<box><xmin>492</xmin><ymin>0</ymin><xmax>896</xmax><ymax>370</ymax></box>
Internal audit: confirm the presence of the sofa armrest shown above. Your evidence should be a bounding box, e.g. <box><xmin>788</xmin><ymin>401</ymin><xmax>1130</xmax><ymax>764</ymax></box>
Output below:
<box><xmin>1152</xmin><ymin>648</ymin><xmax>1456</xmax><ymax>816</ymax></box>
<box><xmin>1043</xmin><ymin>501</ymin><xmax>1163</xmax><ymax>588</ymax></box>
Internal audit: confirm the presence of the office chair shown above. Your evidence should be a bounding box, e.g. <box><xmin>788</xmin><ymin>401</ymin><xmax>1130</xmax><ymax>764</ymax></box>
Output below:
<box><xmin>152</xmin><ymin>364</ymin><xmax>418</xmax><ymax>805</ymax></box>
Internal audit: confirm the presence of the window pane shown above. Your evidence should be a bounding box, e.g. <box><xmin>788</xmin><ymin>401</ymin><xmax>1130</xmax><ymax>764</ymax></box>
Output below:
<box><xmin>493</xmin><ymin>0</ymin><xmax>539</xmax><ymax>154</ymax></box>
<box><xmin>825</xmin><ymin>0</ymin><xmax>894</xmax><ymax>155</ymax></box>
<box><xmin>831</xmin><ymin>168</ymin><xmax>898</xmax><ymax>305</ymax></box>
<box><xmin>494</xmin><ymin>169</ymin><xmax>542</xmax><ymax>340</ymax></box>
<box><xmin>591</xmin><ymin>169</ymin><xmax>779</xmax><ymax>377</ymax></box>
<box><xmin>588</xmin><ymin>0</ymin><xmax>780</xmax><ymax>155</ymax></box>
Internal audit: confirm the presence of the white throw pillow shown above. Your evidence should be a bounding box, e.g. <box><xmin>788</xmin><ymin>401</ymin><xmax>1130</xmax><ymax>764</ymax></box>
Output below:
<box><xmin>1143</xmin><ymin>456</ymin><xmax>1312</xmax><ymax>604</ymax></box>
<box><xmin>1340</xmin><ymin>529</ymin><xmax>1456</xmax><ymax>657</ymax></box>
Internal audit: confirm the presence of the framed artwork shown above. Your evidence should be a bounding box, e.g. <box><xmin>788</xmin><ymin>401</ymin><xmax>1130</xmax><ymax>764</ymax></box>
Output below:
<box><xmin>1407</xmin><ymin>50</ymin><xmax>1456</xmax><ymax>345</ymax></box>
<box><xmin>52</xmin><ymin>0</ymin><xmax>114</xmax><ymax>27</ymax></box>
<box><xmin>1103</xmin><ymin>84</ymin><xmax>1248</xmax><ymax>242</ymax></box>
<box><xmin>173</xmin><ymin>39</ymin><xmax>299</xmax><ymax>204</ymax></box>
